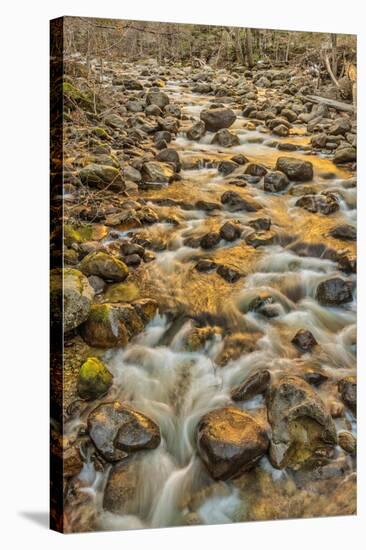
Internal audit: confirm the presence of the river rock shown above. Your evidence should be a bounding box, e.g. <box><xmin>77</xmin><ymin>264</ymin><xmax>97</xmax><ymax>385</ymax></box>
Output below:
<box><xmin>316</xmin><ymin>277</ymin><xmax>353</xmax><ymax>306</ymax></box>
<box><xmin>291</xmin><ymin>329</ymin><xmax>317</xmax><ymax>353</ymax></box>
<box><xmin>245</xmin><ymin>163</ymin><xmax>268</xmax><ymax>177</ymax></box>
<box><xmin>79</xmin><ymin>251</ymin><xmax>129</xmax><ymax>282</ymax></box>
<box><xmin>200</xmin><ymin>232</ymin><xmax>221</xmax><ymax>249</ymax></box>
<box><xmin>245</xmin><ymin>230</ymin><xmax>276</xmax><ymax>248</ymax></box>
<box><xmin>196</xmin><ymin>406</ymin><xmax>269</xmax><ymax>480</ymax></box>
<box><xmin>218</xmin><ymin>160</ymin><xmax>238</xmax><ymax>175</ymax></box>
<box><xmin>329</xmin><ymin>224</ymin><xmax>356</xmax><ymax>241</ymax></box>
<box><xmin>273</xmin><ymin>124</ymin><xmax>289</xmax><ymax>137</ymax></box>
<box><xmin>221</xmin><ymin>191</ymin><xmax>261</xmax><ymax>212</ymax></box>
<box><xmin>195</xmin><ymin>259</ymin><xmax>217</xmax><ymax>272</ymax></box>
<box><xmin>51</xmin><ymin>268</ymin><xmax>95</xmax><ymax>332</ymax></box>
<box><xmin>186</xmin><ymin>120</ymin><xmax>206</xmax><ymax>140</ymax></box>
<box><xmin>338</xmin><ymin>431</ymin><xmax>356</xmax><ymax>454</ymax></box>
<box><xmin>217</xmin><ymin>264</ymin><xmax>242</xmax><ymax>283</ymax></box>
<box><xmin>146</xmin><ymin>90</ymin><xmax>169</xmax><ymax>109</ymax></box>
<box><xmin>81</xmin><ymin>299</ymin><xmax>157</xmax><ymax>347</ymax></box>
<box><xmin>276</xmin><ymin>157</ymin><xmax>313</xmax><ymax>181</ymax></box>
<box><xmin>77</xmin><ymin>357</ymin><xmax>113</xmax><ymax>400</ymax></box>
<box><xmin>338</xmin><ymin>376</ymin><xmax>356</xmax><ymax>414</ymax></box>
<box><xmin>103</xmin><ymin>457</ymin><xmax>142</xmax><ymax>514</ymax></box>
<box><xmin>200</xmin><ymin>108</ymin><xmax>236</xmax><ymax>132</ymax></box>
<box><xmin>142</xmin><ymin>161</ymin><xmax>175</xmax><ymax>183</ymax></box>
<box><xmin>78</xmin><ymin>164</ymin><xmax>125</xmax><ymax>191</ymax></box>
<box><xmin>295</xmin><ymin>193</ymin><xmax>339</xmax><ymax>215</ymax></box>
<box><xmin>267</xmin><ymin>374</ymin><xmax>337</xmax><ymax>470</ymax></box>
<box><xmin>248</xmin><ymin>217</ymin><xmax>271</xmax><ymax>231</ymax></box>
<box><xmin>211</xmin><ymin>129</ymin><xmax>240</xmax><ymax>147</ymax></box>
<box><xmin>156</xmin><ymin>148</ymin><xmax>181</xmax><ymax>172</ymax></box>
<box><xmin>329</xmin><ymin>118</ymin><xmax>351</xmax><ymax>136</ymax></box>
<box><xmin>333</xmin><ymin>147</ymin><xmax>356</xmax><ymax>164</ymax></box>
<box><xmin>231</xmin><ymin>369</ymin><xmax>271</xmax><ymax>402</ymax></box>
<box><xmin>219</xmin><ymin>221</ymin><xmax>242</xmax><ymax>241</ymax></box>
<box><xmin>88</xmin><ymin>401</ymin><xmax>161</xmax><ymax>462</ymax></box>
<box><xmin>263</xmin><ymin>170</ymin><xmax>289</xmax><ymax>192</ymax></box>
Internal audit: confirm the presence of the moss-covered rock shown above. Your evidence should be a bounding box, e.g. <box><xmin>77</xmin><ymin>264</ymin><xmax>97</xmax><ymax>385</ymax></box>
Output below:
<box><xmin>50</xmin><ymin>268</ymin><xmax>95</xmax><ymax>332</ymax></box>
<box><xmin>64</xmin><ymin>223</ymin><xmax>108</xmax><ymax>247</ymax></box>
<box><xmin>81</xmin><ymin>300</ymin><xmax>157</xmax><ymax>348</ymax></box>
<box><xmin>79</xmin><ymin>251</ymin><xmax>129</xmax><ymax>282</ymax></box>
<box><xmin>103</xmin><ymin>281</ymin><xmax>140</xmax><ymax>303</ymax></box>
<box><xmin>77</xmin><ymin>356</ymin><xmax>113</xmax><ymax>400</ymax></box>
<box><xmin>63</xmin><ymin>82</ymin><xmax>94</xmax><ymax>111</ymax></box>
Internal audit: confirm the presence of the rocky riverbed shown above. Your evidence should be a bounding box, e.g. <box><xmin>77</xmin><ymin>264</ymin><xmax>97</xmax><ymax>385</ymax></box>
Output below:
<box><xmin>51</xmin><ymin>57</ymin><xmax>357</xmax><ymax>532</ymax></box>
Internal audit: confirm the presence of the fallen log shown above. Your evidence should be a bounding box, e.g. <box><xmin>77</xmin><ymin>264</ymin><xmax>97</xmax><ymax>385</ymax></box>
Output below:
<box><xmin>304</xmin><ymin>94</ymin><xmax>354</xmax><ymax>113</ymax></box>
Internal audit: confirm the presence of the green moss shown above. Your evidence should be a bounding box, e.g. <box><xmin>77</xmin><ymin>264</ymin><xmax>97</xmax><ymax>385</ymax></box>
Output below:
<box><xmin>63</xmin><ymin>82</ymin><xmax>94</xmax><ymax>110</ymax></box>
<box><xmin>103</xmin><ymin>282</ymin><xmax>140</xmax><ymax>303</ymax></box>
<box><xmin>64</xmin><ymin>224</ymin><xmax>93</xmax><ymax>246</ymax></box>
<box><xmin>90</xmin><ymin>127</ymin><xmax>111</xmax><ymax>141</ymax></box>
<box><xmin>89</xmin><ymin>304</ymin><xmax>112</xmax><ymax>323</ymax></box>
<box><xmin>77</xmin><ymin>356</ymin><xmax>113</xmax><ymax>400</ymax></box>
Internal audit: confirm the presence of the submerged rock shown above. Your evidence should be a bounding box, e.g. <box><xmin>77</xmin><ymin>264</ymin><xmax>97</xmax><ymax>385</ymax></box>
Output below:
<box><xmin>217</xmin><ymin>264</ymin><xmax>242</xmax><ymax>283</ymax></box>
<box><xmin>200</xmin><ymin>232</ymin><xmax>221</xmax><ymax>249</ymax></box>
<box><xmin>267</xmin><ymin>375</ymin><xmax>337</xmax><ymax>470</ymax></box>
<box><xmin>88</xmin><ymin>401</ymin><xmax>161</xmax><ymax>462</ymax></box>
<box><xmin>196</xmin><ymin>406</ymin><xmax>269</xmax><ymax>480</ymax></box>
<box><xmin>103</xmin><ymin>456</ymin><xmax>142</xmax><ymax>514</ymax></box>
<box><xmin>77</xmin><ymin>357</ymin><xmax>113</xmax><ymax>400</ymax></box>
<box><xmin>200</xmin><ymin>107</ymin><xmax>236</xmax><ymax>132</ymax></box>
<box><xmin>329</xmin><ymin>224</ymin><xmax>356</xmax><ymax>241</ymax></box>
<box><xmin>276</xmin><ymin>157</ymin><xmax>313</xmax><ymax>181</ymax></box>
<box><xmin>316</xmin><ymin>277</ymin><xmax>353</xmax><ymax>306</ymax></box>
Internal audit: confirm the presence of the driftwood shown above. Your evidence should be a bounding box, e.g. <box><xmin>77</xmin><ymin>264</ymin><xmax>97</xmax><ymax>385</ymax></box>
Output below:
<box><xmin>304</xmin><ymin>94</ymin><xmax>354</xmax><ymax>113</ymax></box>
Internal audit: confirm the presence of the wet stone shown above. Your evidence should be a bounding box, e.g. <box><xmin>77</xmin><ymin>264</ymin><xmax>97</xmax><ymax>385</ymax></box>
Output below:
<box><xmin>87</xmin><ymin>401</ymin><xmax>161</xmax><ymax>462</ymax></box>
<box><xmin>338</xmin><ymin>376</ymin><xmax>356</xmax><ymax>415</ymax></box>
<box><xmin>196</xmin><ymin>406</ymin><xmax>269</xmax><ymax>480</ymax></box>
<box><xmin>291</xmin><ymin>329</ymin><xmax>318</xmax><ymax>353</ymax></box>
<box><xmin>219</xmin><ymin>221</ymin><xmax>242</xmax><ymax>241</ymax></box>
<box><xmin>200</xmin><ymin>232</ymin><xmax>221</xmax><ymax>249</ymax></box>
<box><xmin>217</xmin><ymin>264</ymin><xmax>242</xmax><ymax>283</ymax></box>
<box><xmin>231</xmin><ymin>369</ymin><xmax>271</xmax><ymax>402</ymax></box>
<box><xmin>316</xmin><ymin>277</ymin><xmax>353</xmax><ymax>306</ymax></box>
<box><xmin>195</xmin><ymin>259</ymin><xmax>217</xmax><ymax>272</ymax></box>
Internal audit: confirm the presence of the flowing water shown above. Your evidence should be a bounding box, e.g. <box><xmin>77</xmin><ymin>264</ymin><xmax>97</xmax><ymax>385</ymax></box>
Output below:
<box><xmin>65</xmin><ymin>72</ymin><xmax>356</xmax><ymax>529</ymax></box>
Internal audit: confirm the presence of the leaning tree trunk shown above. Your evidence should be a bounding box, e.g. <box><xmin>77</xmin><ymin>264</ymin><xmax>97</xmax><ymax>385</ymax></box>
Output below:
<box><xmin>245</xmin><ymin>28</ymin><xmax>254</xmax><ymax>68</ymax></box>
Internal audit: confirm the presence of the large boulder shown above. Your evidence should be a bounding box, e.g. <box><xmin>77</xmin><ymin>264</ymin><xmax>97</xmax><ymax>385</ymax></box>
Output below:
<box><xmin>316</xmin><ymin>277</ymin><xmax>353</xmax><ymax>306</ymax></box>
<box><xmin>88</xmin><ymin>401</ymin><xmax>161</xmax><ymax>462</ymax></box>
<box><xmin>77</xmin><ymin>357</ymin><xmax>113</xmax><ymax>400</ymax></box>
<box><xmin>200</xmin><ymin>108</ymin><xmax>236</xmax><ymax>132</ymax></box>
<box><xmin>141</xmin><ymin>161</ymin><xmax>175</xmax><ymax>183</ymax></box>
<box><xmin>78</xmin><ymin>164</ymin><xmax>125</xmax><ymax>191</ymax></box>
<box><xmin>79</xmin><ymin>251</ymin><xmax>129</xmax><ymax>282</ymax></box>
<box><xmin>211</xmin><ymin>128</ymin><xmax>240</xmax><ymax>147</ymax></box>
<box><xmin>267</xmin><ymin>375</ymin><xmax>337</xmax><ymax>470</ymax></box>
<box><xmin>50</xmin><ymin>268</ymin><xmax>95</xmax><ymax>332</ymax></box>
<box><xmin>81</xmin><ymin>299</ymin><xmax>157</xmax><ymax>348</ymax></box>
<box><xmin>196</xmin><ymin>406</ymin><xmax>269</xmax><ymax>480</ymax></box>
<box><xmin>276</xmin><ymin>157</ymin><xmax>313</xmax><ymax>181</ymax></box>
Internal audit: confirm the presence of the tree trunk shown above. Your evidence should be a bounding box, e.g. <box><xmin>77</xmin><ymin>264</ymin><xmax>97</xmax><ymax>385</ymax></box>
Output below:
<box><xmin>331</xmin><ymin>33</ymin><xmax>338</xmax><ymax>77</ymax></box>
<box><xmin>245</xmin><ymin>28</ymin><xmax>254</xmax><ymax>68</ymax></box>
